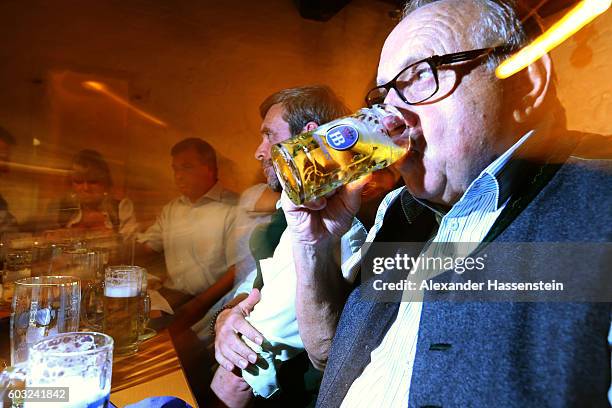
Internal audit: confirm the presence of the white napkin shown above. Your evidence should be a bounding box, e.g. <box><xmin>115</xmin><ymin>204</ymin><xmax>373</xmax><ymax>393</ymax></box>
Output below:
<box><xmin>148</xmin><ymin>289</ymin><xmax>174</xmax><ymax>315</ymax></box>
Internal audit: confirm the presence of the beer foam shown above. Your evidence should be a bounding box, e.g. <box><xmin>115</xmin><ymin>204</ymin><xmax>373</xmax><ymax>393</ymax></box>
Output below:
<box><xmin>104</xmin><ymin>284</ymin><xmax>138</xmax><ymax>298</ymax></box>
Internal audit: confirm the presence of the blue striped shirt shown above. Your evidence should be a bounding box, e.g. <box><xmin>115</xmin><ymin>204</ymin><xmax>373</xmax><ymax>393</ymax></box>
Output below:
<box><xmin>341</xmin><ymin>130</ymin><xmax>535</xmax><ymax>407</ymax></box>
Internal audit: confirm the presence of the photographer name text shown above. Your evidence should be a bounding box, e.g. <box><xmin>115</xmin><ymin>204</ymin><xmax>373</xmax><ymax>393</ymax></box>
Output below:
<box><xmin>373</xmin><ymin>279</ymin><xmax>564</xmax><ymax>292</ymax></box>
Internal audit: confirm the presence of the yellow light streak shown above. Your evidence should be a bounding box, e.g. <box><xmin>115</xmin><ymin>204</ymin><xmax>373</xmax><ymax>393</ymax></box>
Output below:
<box><xmin>82</xmin><ymin>81</ymin><xmax>167</xmax><ymax>127</ymax></box>
<box><xmin>83</xmin><ymin>81</ymin><xmax>105</xmax><ymax>91</ymax></box>
<box><xmin>496</xmin><ymin>0</ymin><xmax>611</xmax><ymax>79</ymax></box>
<box><xmin>0</xmin><ymin>160</ymin><xmax>70</xmax><ymax>176</ymax></box>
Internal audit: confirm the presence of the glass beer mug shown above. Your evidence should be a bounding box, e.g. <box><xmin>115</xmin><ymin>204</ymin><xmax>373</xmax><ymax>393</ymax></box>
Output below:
<box><xmin>10</xmin><ymin>276</ymin><xmax>81</xmax><ymax>365</ymax></box>
<box><xmin>102</xmin><ymin>265</ymin><xmax>150</xmax><ymax>356</ymax></box>
<box><xmin>272</xmin><ymin>104</ymin><xmax>407</xmax><ymax>205</ymax></box>
<box><xmin>62</xmin><ymin>248</ymin><xmax>106</xmax><ymax>331</ymax></box>
<box><xmin>0</xmin><ymin>332</ymin><xmax>113</xmax><ymax>408</ymax></box>
<box><xmin>271</xmin><ymin>104</ymin><xmax>407</xmax><ymax>205</ymax></box>
<box><xmin>2</xmin><ymin>249</ymin><xmax>33</xmax><ymax>307</ymax></box>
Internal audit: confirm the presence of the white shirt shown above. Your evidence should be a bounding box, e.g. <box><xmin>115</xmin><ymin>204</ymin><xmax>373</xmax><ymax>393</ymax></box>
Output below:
<box><xmin>138</xmin><ymin>182</ymin><xmax>240</xmax><ymax>296</ymax></box>
<box><xmin>240</xmin><ymin>218</ymin><xmax>368</xmax><ymax>397</ymax></box>
<box><xmin>341</xmin><ymin>131</ymin><xmax>534</xmax><ymax>407</ymax></box>
<box><xmin>232</xmin><ymin>183</ymin><xmax>276</xmax><ymax>282</ymax></box>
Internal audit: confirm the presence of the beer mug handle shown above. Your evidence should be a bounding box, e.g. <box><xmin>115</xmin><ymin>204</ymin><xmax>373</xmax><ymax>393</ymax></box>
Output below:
<box><xmin>81</xmin><ymin>280</ymin><xmax>104</xmax><ymax>330</ymax></box>
<box><xmin>140</xmin><ymin>292</ymin><xmax>150</xmax><ymax>335</ymax></box>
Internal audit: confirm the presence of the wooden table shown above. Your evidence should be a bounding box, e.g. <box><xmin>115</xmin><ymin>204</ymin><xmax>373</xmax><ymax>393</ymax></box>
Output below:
<box><xmin>0</xmin><ymin>308</ymin><xmax>197</xmax><ymax>408</ymax></box>
<box><xmin>110</xmin><ymin>329</ymin><xmax>197</xmax><ymax>407</ymax></box>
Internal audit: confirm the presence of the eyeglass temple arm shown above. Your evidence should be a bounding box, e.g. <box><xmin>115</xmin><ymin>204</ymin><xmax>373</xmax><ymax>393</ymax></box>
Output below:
<box><xmin>431</xmin><ymin>48</ymin><xmax>495</xmax><ymax>65</ymax></box>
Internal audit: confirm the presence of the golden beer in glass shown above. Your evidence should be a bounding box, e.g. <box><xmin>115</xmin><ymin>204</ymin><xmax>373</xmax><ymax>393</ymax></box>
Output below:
<box><xmin>272</xmin><ymin>104</ymin><xmax>407</xmax><ymax>205</ymax></box>
<box><xmin>102</xmin><ymin>265</ymin><xmax>148</xmax><ymax>356</ymax></box>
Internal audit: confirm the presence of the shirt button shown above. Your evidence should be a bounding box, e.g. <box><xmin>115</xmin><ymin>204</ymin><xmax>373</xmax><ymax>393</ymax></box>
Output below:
<box><xmin>450</xmin><ymin>220</ymin><xmax>460</xmax><ymax>231</ymax></box>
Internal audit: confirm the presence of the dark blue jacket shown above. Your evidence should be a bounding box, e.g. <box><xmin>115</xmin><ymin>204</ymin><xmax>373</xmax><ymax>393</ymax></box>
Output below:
<box><xmin>317</xmin><ymin>134</ymin><xmax>612</xmax><ymax>407</ymax></box>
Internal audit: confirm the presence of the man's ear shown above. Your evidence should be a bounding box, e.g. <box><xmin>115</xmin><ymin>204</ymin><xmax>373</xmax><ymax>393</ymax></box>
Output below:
<box><xmin>512</xmin><ymin>53</ymin><xmax>552</xmax><ymax>123</ymax></box>
<box><xmin>302</xmin><ymin>121</ymin><xmax>319</xmax><ymax>132</ymax></box>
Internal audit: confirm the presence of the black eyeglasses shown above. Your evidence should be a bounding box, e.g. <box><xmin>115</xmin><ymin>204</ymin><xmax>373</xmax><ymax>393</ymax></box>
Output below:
<box><xmin>365</xmin><ymin>46</ymin><xmax>509</xmax><ymax>107</ymax></box>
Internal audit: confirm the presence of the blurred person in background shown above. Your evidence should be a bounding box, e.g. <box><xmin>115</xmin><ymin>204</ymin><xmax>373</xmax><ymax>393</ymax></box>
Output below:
<box><xmin>137</xmin><ymin>137</ymin><xmax>240</xmax><ymax>311</ymax></box>
<box><xmin>46</xmin><ymin>149</ymin><xmax>139</xmax><ymax>243</ymax></box>
<box><xmin>0</xmin><ymin>126</ymin><xmax>18</xmax><ymax>234</ymax></box>
<box><xmin>168</xmin><ymin>181</ymin><xmax>280</xmax><ymax>406</ymax></box>
<box><xmin>232</xmin><ymin>183</ymin><xmax>280</xmax><ymax>284</ymax></box>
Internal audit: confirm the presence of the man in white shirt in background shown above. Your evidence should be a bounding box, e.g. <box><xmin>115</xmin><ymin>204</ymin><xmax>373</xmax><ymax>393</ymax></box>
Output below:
<box><xmin>138</xmin><ymin>137</ymin><xmax>239</xmax><ymax>310</ymax></box>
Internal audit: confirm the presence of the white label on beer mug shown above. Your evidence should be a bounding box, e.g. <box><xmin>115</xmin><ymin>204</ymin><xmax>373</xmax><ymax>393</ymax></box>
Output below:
<box><xmin>104</xmin><ymin>284</ymin><xmax>138</xmax><ymax>298</ymax></box>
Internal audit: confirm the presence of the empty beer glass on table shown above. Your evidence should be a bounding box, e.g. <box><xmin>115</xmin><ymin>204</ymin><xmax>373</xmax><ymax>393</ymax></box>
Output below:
<box><xmin>30</xmin><ymin>237</ymin><xmax>72</xmax><ymax>277</ymax></box>
<box><xmin>2</xmin><ymin>250</ymin><xmax>33</xmax><ymax>307</ymax></box>
<box><xmin>0</xmin><ymin>331</ymin><xmax>113</xmax><ymax>408</ymax></box>
<box><xmin>62</xmin><ymin>248</ymin><xmax>106</xmax><ymax>330</ymax></box>
<box><xmin>10</xmin><ymin>276</ymin><xmax>81</xmax><ymax>365</ymax></box>
<box><xmin>102</xmin><ymin>265</ymin><xmax>150</xmax><ymax>355</ymax></box>
<box><xmin>61</xmin><ymin>248</ymin><xmax>104</xmax><ymax>280</ymax></box>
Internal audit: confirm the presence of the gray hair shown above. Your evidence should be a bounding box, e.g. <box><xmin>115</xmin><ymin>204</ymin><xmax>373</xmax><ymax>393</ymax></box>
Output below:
<box><xmin>403</xmin><ymin>0</ymin><xmax>544</xmax><ymax>70</ymax></box>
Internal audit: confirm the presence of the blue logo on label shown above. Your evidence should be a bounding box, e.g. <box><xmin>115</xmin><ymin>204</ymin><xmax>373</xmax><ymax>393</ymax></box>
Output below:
<box><xmin>325</xmin><ymin>125</ymin><xmax>359</xmax><ymax>150</ymax></box>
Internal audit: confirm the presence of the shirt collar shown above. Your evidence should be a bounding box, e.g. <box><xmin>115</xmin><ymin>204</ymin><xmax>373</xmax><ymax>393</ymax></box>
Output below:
<box><xmin>180</xmin><ymin>181</ymin><xmax>223</xmax><ymax>206</ymax></box>
<box><xmin>481</xmin><ymin>129</ymin><xmax>535</xmax><ymax>207</ymax></box>
<box><xmin>459</xmin><ymin>128</ymin><xmax>536</xmax><ymax>211</ymax></box>
<box><xmin>414</xmin><ymin>129</ymin><xmax>536</xmax><ymax>215</ymax></box>
<box><xmin>484</xmin><ymin>130</ymin><xmax>535</xmax><ymax>179</ymax></box>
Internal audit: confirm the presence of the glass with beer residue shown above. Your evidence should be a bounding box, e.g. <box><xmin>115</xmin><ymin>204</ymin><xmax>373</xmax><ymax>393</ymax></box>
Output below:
<box><xmin>0</xmin><ymin>331</ymin><xmax>113</xmax><ymax>408</ymax></box>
